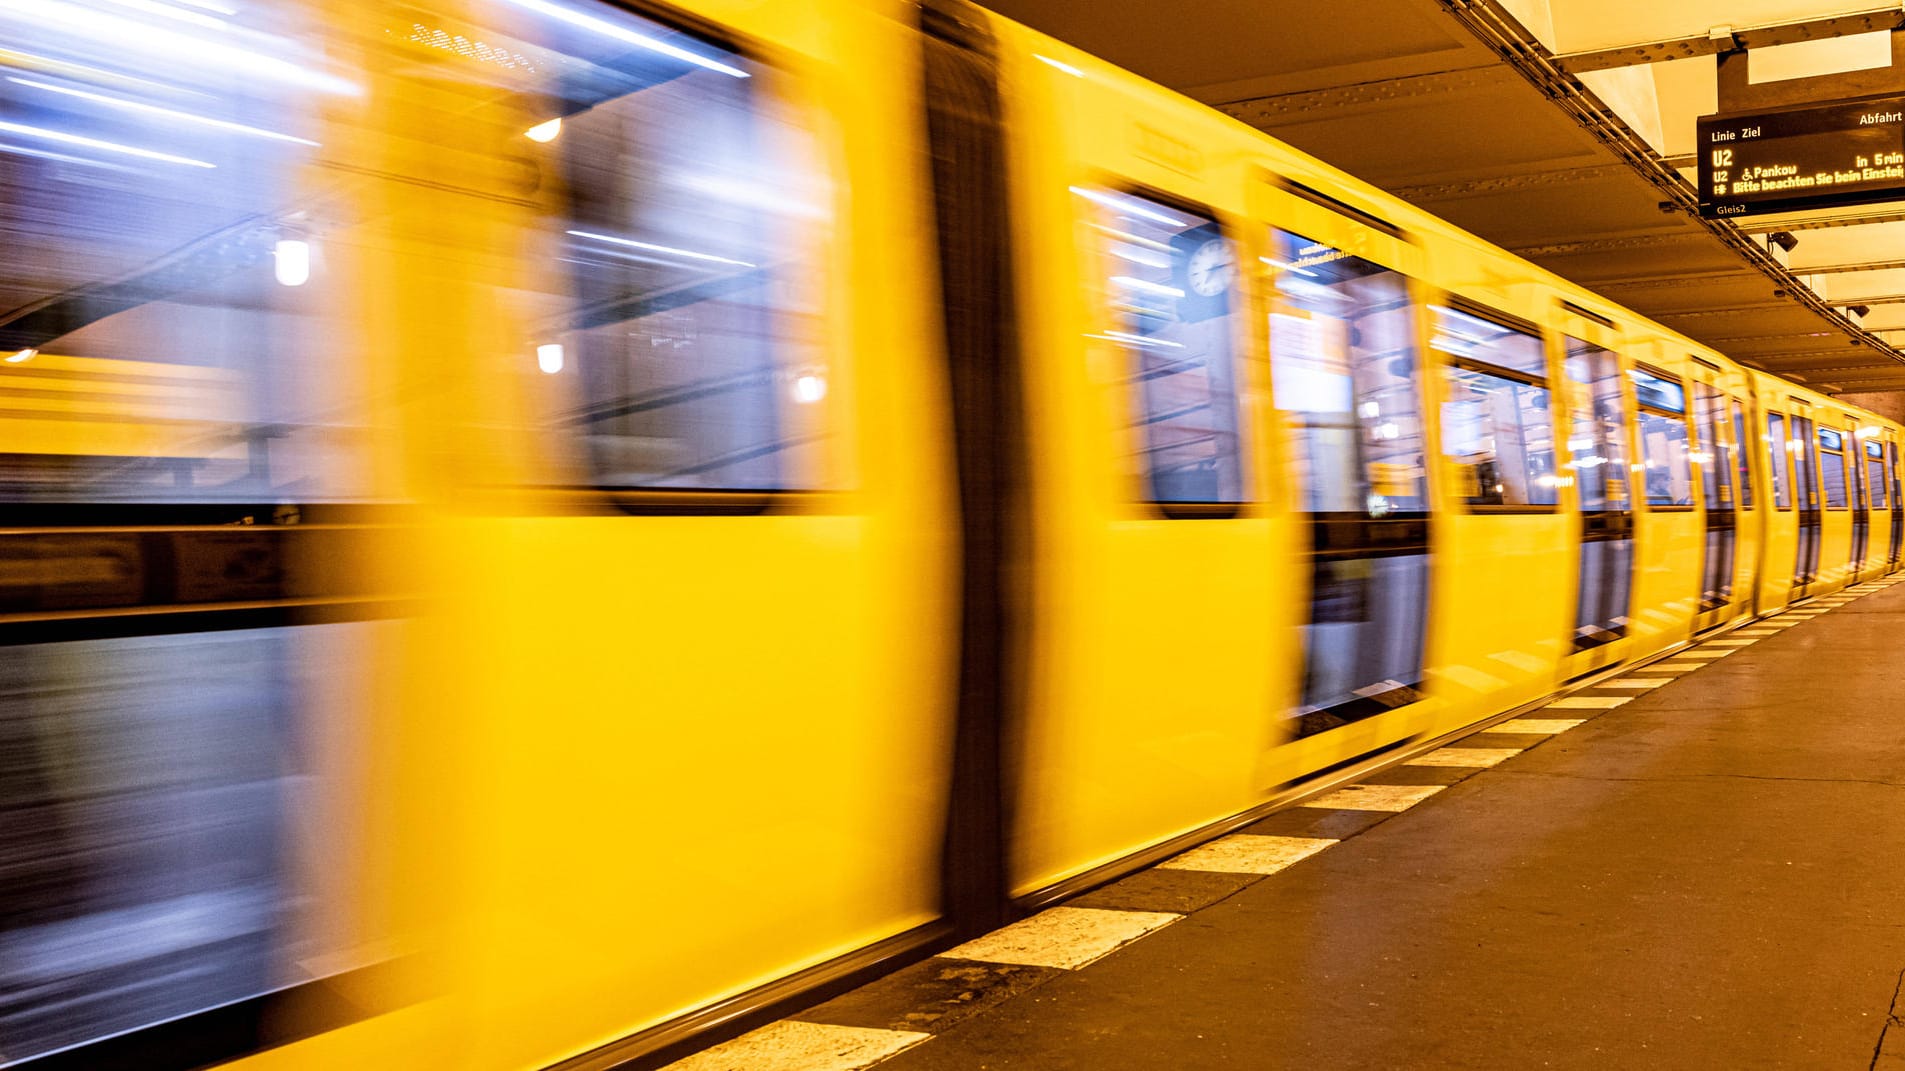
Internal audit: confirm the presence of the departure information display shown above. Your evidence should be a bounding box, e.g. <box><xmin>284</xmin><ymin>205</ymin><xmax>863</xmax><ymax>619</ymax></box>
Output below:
<box><xmin>1698</xmin><ymin>97</ymin><xmax>1905</xmax><ymax>218</ymax></box>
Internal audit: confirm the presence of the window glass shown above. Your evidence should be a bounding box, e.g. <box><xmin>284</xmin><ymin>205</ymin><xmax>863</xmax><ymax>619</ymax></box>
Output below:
<box><xmin>537</xmin><ymin>23</ymin><xmax>822</xmax><ymax>492</ymax></box>
<box><xmin>1868</xmin><ymin>440</ymin><xmax>1889</xmax><ymax>509</ymax></box>
<box><xmin>1631</xmin><ymin>366</ymin><xmax>1691</xmax><ymax>507</ymax></box>
<box><xmin>0</xmin><ymin>2</ymin><xmax>360</xmax><ymax>503</ymax></box>
<box><xmin>1638</xmin><ymin>409</ymin><xmax>1694</xmax><ymax>506</ymax></box>
<box><xmin>1268</xmin><ymin>230</ymin><xmax>1425</xmax><ymax>516</ymax></box>
<box><xmin>1628</xmin><ymin>367</ymin><xmax>1685</xmax><ymax>413</ymax></box>
<box><xmin>1731</xmin><ymin>400</ymin><xmax>1755</xmax><ymax>509</ymax></box>
<box><xmin>1852</xmin><ymin>434</ymin><xmax>1867</xmax><ymax>511</ymax></box>
<box><xmin>1085</xmin><ymin>189</ymin><xmax>1245</xmax><ymax>504</ymax></box>
<box><xmin>1820</xmin><ymin>430</ymin><xmax>1848</xmax><ymax>508</ymax></box>
<box><xmin>1768</xmin><ymin>412</ymin><xmax>1791</xmax><ymax>508</ymax></box>
<box><xmin>1693</xmin><ymin>380</ymin><xmax>1732</xmax><ymax>510</ymax></box>
<box><xmin>1793</xmin><ymin>414</ymin><xmax>1818</xmax><ymax>509</ymax></box>
<box><xmin>1435</xmin><ymin>307</ymin><xmax>1555</xmax><ymax>507</ymax></box>
<box><xmin>1562</xmin><ymin>338</ymin><xmax>1628</xmax><ymax>512</ymax></box>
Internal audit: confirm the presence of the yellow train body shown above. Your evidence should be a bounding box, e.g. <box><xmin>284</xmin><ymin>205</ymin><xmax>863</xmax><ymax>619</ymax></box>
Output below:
<box><xmin>0</xmin><ymin>1</ymin><xmax>1896</xmax><ymax>1069</ymax></box>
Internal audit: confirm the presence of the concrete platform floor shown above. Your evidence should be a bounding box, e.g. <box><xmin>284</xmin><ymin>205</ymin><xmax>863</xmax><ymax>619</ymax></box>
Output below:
<box><xmin>676</xmin><ymin>577</ymin><xmax>1905</xmax><ymax>1071</ymax></box>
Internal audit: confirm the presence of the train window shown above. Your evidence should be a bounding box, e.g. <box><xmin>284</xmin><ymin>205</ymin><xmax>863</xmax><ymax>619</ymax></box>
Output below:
<box><xmin>1267</xmin><ymin>230</ymin><xmax>1426</xmax><ymax>515</ymax></box>
<box><xmin>1693</xmin><ymin>381</ymin><xmax>1733</xmax><ymax>510</ymax></box>
<box><xmin>1085</xmin><ymin>189</ymin><xmax>1245</xmax><ymax>505</ymax></box>
<box><xmin>1793</xmin><ymin>414</ymin><xmax>1819</xmax><ymax>511</ymax></box>
<box><xmin>1434</xmin><ymin>306</ymin><xmax>1556</xmax><ymax>507</ymax></box>
<box><xmin>1562</xmin><ymin>338</ymin><xmax>1628</xmax><ymax>512</ymax></box>
<box><xmin>1731</xmin><ymin>399</ymin><xmax>1755</xmax><ymax>509</ymax></box>
<box><xmin>0</xmin><ymin>3</ymin><xmax>359</xmax><ymax>503</ymax></box>
<box><xmin>1868</xmin><ymin>440</ymin><xmax>1889</xmax><ymax>510</ymax></box>
<box><xmin>1768</xmin><ymin>412</ymin><xmax>1791</xmax><ymax>508</ymax></box>
<box><xmin>1820</xmin><ymin>428</ymin><xmax>1849</xmax><ymax>509</ymax></box>
<box><xmin>1628</xmin><ymin>366</ymin><xmax>1693</xmax><ymax>507</ymax></box>
<box><xmin>536</xmin><ymin>19</ymin><xmax>823</xmax><ymax>493</ymax></box>
<box><xmin>1851</xmin><ymin>432</ymin><xmax>1867</xmax><ymax>511</ymax></box>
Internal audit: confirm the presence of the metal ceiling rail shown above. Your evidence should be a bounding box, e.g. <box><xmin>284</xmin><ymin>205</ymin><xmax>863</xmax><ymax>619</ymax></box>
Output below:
<box><xmin>1553</xmin><ymin>4</ymin><xmax>1905</xmax><ymax>74</ymax></box>
<box><xmin>1438</xmin><ymin>0</ymin><xmax>1905</xmax><ymax>375</ymax></box>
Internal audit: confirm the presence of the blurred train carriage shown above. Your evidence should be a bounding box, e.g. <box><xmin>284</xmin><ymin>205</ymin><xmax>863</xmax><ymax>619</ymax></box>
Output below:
<box><xmin>0</xmin><ymin>0</ymin><xmax>1899</xmax><ymax>1068</ymax></box>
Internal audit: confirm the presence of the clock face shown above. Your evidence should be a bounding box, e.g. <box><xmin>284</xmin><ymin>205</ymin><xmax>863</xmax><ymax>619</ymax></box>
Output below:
<box><xmin>1186</xmin><ymin>237</ymin><xmax>1234</xmax><ymax>297</ymax></box>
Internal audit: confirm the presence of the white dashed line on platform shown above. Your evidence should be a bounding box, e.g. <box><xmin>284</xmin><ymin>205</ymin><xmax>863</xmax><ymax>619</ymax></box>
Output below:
<box><xmin>1546</xmin><ymin>695</ymin><xmax>1630</xmax><ymax>709</ymax></box>
<box><xmin>1407</xmin><ymin>747</ymin><xmax>1524</xmax><ymax>768</ymax></box>
<box><xmin>1493</xmin><ymin>718</ymin><xmax>1587</xmax><ymax>734</ymax></box>
<box><xmin>945</xmin><ymin>907</ymin><xmax>1180</xmax><ymax>970</ymax></box>
<box><xmin>662</xmin><ymin>1020</ymin><xmax>928</xmax><ymax>1071</ymax></box>
<box><xmin>1594</xmin><ymin>678</ymin><xmax>1669</xmax><ymax>689</ymax></box>
<box><xmin>1159</xmin><ymin>834</ymin><xmax>1335</xmax><ymax>875</ymax></box>
<box><xmin>1307</xmin><ymin>783</ymin><xmax>1445</xmax><ymax>812</ymax></box>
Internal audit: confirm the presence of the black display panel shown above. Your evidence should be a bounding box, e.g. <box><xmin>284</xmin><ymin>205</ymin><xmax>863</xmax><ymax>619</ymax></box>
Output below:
<box><xmin>1698</xmin><ymin>96</ymin><xmax>1905</xmax><ymax>218</ymax></box>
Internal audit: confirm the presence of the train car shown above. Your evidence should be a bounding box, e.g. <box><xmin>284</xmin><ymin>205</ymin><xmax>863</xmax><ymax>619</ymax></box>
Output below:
<box><xmin>1</xmin><ymin>1</ymin><xmax>1900</xmax><ymax>1070</ymax></box>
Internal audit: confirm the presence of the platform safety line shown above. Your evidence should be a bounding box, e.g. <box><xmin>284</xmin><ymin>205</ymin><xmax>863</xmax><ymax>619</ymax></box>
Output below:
<box><xmin>662</xmin><ymin>1021</ymin><xmax>929</xmax><ymax>1071</ymax></box>
<box><xmin>668</xmin><ymin>577</ymin><xmax>1905</xmax><ymax>1071</ymax></box>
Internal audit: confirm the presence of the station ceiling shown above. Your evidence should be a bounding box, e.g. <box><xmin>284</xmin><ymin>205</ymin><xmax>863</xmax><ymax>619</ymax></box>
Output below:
<box><xmin>987</xmin><ymin>0</ymin><xmax>1905</xmax><ymax>396</ymax></box>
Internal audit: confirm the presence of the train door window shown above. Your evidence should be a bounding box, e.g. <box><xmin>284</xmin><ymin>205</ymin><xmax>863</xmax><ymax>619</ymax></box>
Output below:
<box><xmin>539</xmin><ymin>23</ymin><xmax>823</xmax><ymax>494</ymax></box>
<box><xmin>1692</xmin><ymin>377</ymin><xmax>1736</xmax><ymax>610</ymax></box>
<box><xmin>1629</xmin><ymin>366</ymin><xmax>1693</xmax><ymax>506</ymax></box>
<box><xmin>1693</xmin><ymin>381</ymin><xmax>1733</xmax><ymax>510</ymax></box>
<box><xmin>1868</xmin><ymin>440</ymin><xmax>1889</xmax><ymax>509</ymax></box>
<box><xmin>1731</xmin><ymin>399</ymin><xmax>1755</xmax><ymax>509</ymax></box>
<box><xmin>1792</xmin><ymin>411</ymin><xmax>1822</xmax><ymax>586</ymax></box>
<box><xmin>1819</xmin><ymin>428</ymin><xmax>1849</xmax><ymax>508</ymax></box>
<box><xmin>1768</xmin><ymin>412</ymin><xmax>1791</xmax><ymax>508</ymax></box>
<box><xmin>1266</xmin><ymin>228</ymin><xmax>1429</xmax><ymax>733</ymax></box>
<box><xmin>1267</xmin><ymin>231</ymin><xmax>1426</xmax><ymax>514</ymax></box>
<box><xmin>1562</xmin><ymin>337</ymin><xmax>1632</xmax><ymax>649</ymax></box>
<box><xmin>1085</xmin><ymin>188</ymin><xmax>1245</xmax><ymax>506</ymax></box>
<box><xmin>1793</xmin><ymin>414</ymin><xmax>1819</xmax><ymax>511</ymax></box>
<box><xmin>1434</xmin><ymin>304</ymin><xmax>1556</xmax><ymax>508</ymax></box>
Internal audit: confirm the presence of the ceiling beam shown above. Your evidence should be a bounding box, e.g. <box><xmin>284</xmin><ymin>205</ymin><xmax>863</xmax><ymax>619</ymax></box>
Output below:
<box><xmin>1553</xmin><ymin>5</ymin><xmax>1905</xmax><ymax>73</ymax></box>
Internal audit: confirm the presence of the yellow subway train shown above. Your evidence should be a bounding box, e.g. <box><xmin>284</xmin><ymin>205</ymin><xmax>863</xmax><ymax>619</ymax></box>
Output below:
<box><xmin>0</xmin><ymin>0</ymin><xmax>1896</xmax><ymax>1068</ymax></box>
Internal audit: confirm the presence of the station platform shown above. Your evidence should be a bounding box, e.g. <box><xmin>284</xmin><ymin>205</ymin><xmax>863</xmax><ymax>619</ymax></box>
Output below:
<box><xmin>670</xmin><ymin>576</ymin><xmax>1905</xmax><ymax>1071</ymax></box>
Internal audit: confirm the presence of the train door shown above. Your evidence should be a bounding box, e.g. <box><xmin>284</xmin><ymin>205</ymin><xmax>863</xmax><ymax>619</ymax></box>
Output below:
<box><xmin>1791</xmin><ymin>403</ymin><xmax>1823</xmax><ymax>598</ymax></box>
<box><xmin>1690</xmin><ymin>369</ymin><xmax>1737</xmax><ymax>631</ymax></box>
<box><xmin>1760</xmin><ymin>402</ymin><xmax>1800</xmax><ymax>608</ymax></box>
<box><xmin>1882</xmin><ymin>436</ymin><xmax>1897</xmax><ymax>571</ymax></box>
<box><xmin>1848</xmin><ymin>422</ymin><xmax>1871</xmax><ymax>580</ymax></box>
<box><xmin>1728</xmin><ymin>393</ymin><xmax>1763</xmax><ymax>612</ymax></box>
<box><xmin>1259</xmin><ymin>183</ymin><xmax>1433</xmax><ymax>761</ymax></box>
<box><xmin>1862</xmin><ymin>434</ymin><xmax>1889</xmax><ymax>580</ymax></box>
<box><xmin>1558</xmin><ymin>316</ymin><xmax>1633</xmax><ymax>680</ymax></box>
<box><xmin>1627</xmin><ymin>361</ymin><xmax>1699</xmax><ymax>645</ymax></box>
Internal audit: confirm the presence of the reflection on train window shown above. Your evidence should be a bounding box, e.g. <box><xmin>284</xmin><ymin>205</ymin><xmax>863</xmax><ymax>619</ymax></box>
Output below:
<box><xmin>1434</xmin><ymin>307</ymin><xmax>1555</xmax><ymax>507</ymax></box>
<box><xmin>1084</xmin><ymin>188</ymin><xmax>1244</xmax><ymax>505</ymax></box>
<box><xmin>1793</xmin><ymin>415</ymin><xmax>1819</xmax><ymax>511</ymax></box>
<box><xmin>1693</xmin><ymin>382</ymin><xmax>1732</xmax><ymax>509</ymax></box>
<box><xmin>1629</xmin><ymin>366</ymin><xmax>1692</xmax><ymax>507</ymax></box>
<box><xmin>1868</xmin><ymin>440</ymin><xmax>1889</xmax><ymax>510</ymax></box>
<box><xmin>1820</xmin><ymin>428</ymin><xmax>1849</xmax><ymax>508</ymax></box>
<box><xmin>1851</xmin><ymin>433</ymin><xmax>1867</xmax><ymax>511</ymax></box>
<box><xmin>533</xmin><ymin>17</ymin><xmax>822</xmax><ymax>492</ymax></box>
<box><xmin>1267</xmin><ymin>230</ymin><xmax>1426</xmax><ymax>515</ymax></box>
<box><xmin>1732</xmin><ymin>400</ymin><xmax>1755</xmax><ymax>509</ymax></box>
<box><xmin>0</xmin><ymin>3</ymin><xmax>361</xmax><ymax>502</ymax></box>
<box><xmin>1768</xmin><ymin>413</ymin><xmax>1791</xmax><ymax>508</ymax></box>
<box><xmin>1562</xmin><ymin>338</ymin><xmax>1628</xmax><ymax>512</ymax></box>
<box><xmin>0</xmin><ymin>626</ymin><xmax>362</xmax><ymax>1064</ymax></box>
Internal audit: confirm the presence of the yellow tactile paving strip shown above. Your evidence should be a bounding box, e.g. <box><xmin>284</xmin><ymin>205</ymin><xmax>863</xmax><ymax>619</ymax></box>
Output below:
<box><xmin>665</xmin><ymin>574</ymin><xmax>1902</xmax><ymax>1071</ymax></box>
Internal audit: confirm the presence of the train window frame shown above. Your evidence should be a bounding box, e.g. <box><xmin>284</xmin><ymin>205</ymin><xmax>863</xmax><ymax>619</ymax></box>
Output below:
<box><xmin>1433</xmin><ymin>300</ymin><xmax>1559</xmax><ymax>513</ymax></box>
<box><xmin>1731</xmin><ymin>397</ymin><xmax>1755</xmax><ymax>510</ymax></box>
<box><xmin>1628</xmin><ymin>363</ymin><xmax>1696</xmax><ymax>510</ymax></box>
<box><xmin>1560</xmin><ymin>334</ymin><xmax>1631</xmax><ymax>515</ymax></box>
<box><xmin>1264</xmin><ymin>225</ymin><xmax>1430</xmax><ymax>521</ymax></box>
<box><xmin>529</xmin><ymin>8</ymin><xmax>835</xmax><ymax>516</ymax></box>
<box><xmin>1081</xmin><ymin>181</ymin><xmax>1251</xmax><ymax>518</ymax></box>
<box><xmin>1768</xmin><ymin>411</ymin><xmax>1792</xmax><ymax>510</ymax></box>
<box><xmin>1819</xmin><ymin>427</ymin><xmax>1850</xmax><ymax>510</ymax></box>
<box><xmin>1867</xmin><ymin>438</ymin><xmax>1890</xmax><ymax>511</ymax></box>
